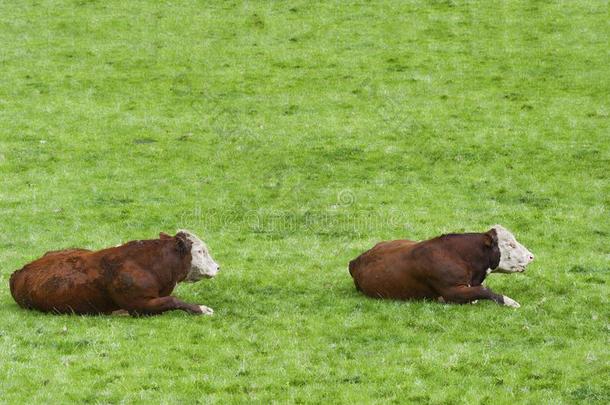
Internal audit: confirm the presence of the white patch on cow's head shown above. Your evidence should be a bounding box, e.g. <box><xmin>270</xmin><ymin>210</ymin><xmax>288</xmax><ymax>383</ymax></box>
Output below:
<box><xmin>491</xmin><ymin>225</ymin><xmax>534</xmax><ymax>273</ymax></box>
<box><xmin>177</xmin><ymin>229</ymin><xmax>220</xmax><ymax>282</ymax></box>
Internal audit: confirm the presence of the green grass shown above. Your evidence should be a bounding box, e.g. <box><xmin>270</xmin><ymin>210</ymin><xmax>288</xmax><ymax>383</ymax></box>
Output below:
<box><xmin>0</xmin><ymin>0</ymin><xmax>608</xmax><ymax>403</ymax></box>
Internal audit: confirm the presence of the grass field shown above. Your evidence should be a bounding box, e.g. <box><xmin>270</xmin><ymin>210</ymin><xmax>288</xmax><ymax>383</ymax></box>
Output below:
<box><xmin>0</xmin><ymin>0</ymin><xmax>608</xmax><ymax>403</ymax></box>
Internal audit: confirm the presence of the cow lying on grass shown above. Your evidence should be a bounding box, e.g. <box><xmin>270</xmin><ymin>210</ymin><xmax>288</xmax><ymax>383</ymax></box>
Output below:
<box><xmin>9</xmin><ymin>230</ymin><xmax>220</xmax><ymax>316</ymax></box>
<box><xmin>348</xmin><ymin>225</ymin><xmax>534</xmax><ymax>308</ymax></box>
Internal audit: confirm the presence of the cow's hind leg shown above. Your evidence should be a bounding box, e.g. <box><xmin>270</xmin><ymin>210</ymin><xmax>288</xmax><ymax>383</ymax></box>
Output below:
<box><xmin>439</xmin><ymin>285</ymin><xmax>520</xmax><ymax>308</ymax></box>
<box><xmin>125</xmin><ymin>296</ymin><xmax>214</xmax><ymax>316</ymax></box>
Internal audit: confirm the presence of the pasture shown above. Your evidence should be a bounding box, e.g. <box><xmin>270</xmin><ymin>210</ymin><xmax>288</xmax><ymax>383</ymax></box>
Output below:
<box><xmin>0</xmin><ymin>0</ymin><xmax>608</xmax><ymax>403</ymax></box>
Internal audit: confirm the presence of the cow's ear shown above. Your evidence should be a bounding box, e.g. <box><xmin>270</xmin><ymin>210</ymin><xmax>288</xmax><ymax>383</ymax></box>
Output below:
<box><xmin>175</xmin><ymin>232</ymin><xmax>192</xmax><ymax>256</ymax></box>
<box><xmin>159</xmin><ymin>232</ymin><xmax>172</xmax><ymax>239</ymax></box>
<box><xmin>484</xmin><ymin>229</ymin><xmax>498</xmax><ymax>247</ymax></box>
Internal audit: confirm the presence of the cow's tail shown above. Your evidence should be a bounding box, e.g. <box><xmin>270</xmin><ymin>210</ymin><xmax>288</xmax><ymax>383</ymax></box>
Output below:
<box><xmin>9</xmin><ymin>269</ymin><xmax>22</xmax><ymax>300</ymax></box>
<box><xmin>348</xmin><ymin>257</ymin><xmax>362</xmax><ymax>291</ymax></box>
<box><xmin>348</xmin><ymin>258</ymin><xmax>358</xmax><ymax>277</ymax></box>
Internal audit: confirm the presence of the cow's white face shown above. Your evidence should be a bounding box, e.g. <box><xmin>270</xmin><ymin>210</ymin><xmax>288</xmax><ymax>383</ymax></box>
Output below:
<box><xmin>178</xmin><ymin>229</ymin><xmax>220</xmax><ymax>282</ymax></box>
<box><xmin>492</xmin><ymin>225</ymin><xmax>534</xmax><ymax>273</ymax></box>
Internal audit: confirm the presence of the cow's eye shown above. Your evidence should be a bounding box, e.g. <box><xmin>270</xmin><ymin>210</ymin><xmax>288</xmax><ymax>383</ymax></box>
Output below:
<box><xmin>509</xmin><ymin>243</ymin><xmax>516</xmax><ymax>248</ymax></box>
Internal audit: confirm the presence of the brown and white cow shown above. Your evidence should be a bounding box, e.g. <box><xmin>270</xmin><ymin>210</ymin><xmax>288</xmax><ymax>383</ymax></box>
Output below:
<box><xmin>348</xmin><ymin>225</ymin><xmax>534</xmax><ymax>308</ymax></box>
<box><xmin>9</xmin><ymin>230</ymin><xmax>220</xmax><ymax>316</ymax></box>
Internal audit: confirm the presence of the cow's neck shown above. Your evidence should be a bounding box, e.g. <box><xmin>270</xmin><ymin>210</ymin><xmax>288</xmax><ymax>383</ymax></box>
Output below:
<box><xmin>149</xmin><ymin>241</ymin><xmax>190</xmax><ymax>288</ymax></box>
<box><xmin>444</xmin><ymin>234</ymin><xmax>494</xmax><ymax>286</ymax></box>
<box><xmin>470</xmin><ymin>268</ymin><xmax>491</xmax><ymax>286</ymax></box>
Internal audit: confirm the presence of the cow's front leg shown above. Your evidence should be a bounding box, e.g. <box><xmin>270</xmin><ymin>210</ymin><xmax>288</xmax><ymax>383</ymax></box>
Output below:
<box><xmin>109</xmin><ymin>266</ymin><xmax>214</xmax><ymax>316</ymax></box>
<box><xmin>126</xmin><ymin>296</ymin><xmax>214</xmax><ymax>316</ymax></box>
<box><xmin>439</xmin><ymin>285</ymin><xmax>520</xmax><ymax>308</ymax></box>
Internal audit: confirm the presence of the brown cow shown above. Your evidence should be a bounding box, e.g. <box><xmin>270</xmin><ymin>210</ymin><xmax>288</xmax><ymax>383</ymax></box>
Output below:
<box><xmin>348</xmin><ymin>225</ymin><xmax>534</xmax><ymax>308</ymax></box>
<box><xmin>9</xmin><ymin>230</ymin><xmax>220</xmax><ymax>316</ymax></box>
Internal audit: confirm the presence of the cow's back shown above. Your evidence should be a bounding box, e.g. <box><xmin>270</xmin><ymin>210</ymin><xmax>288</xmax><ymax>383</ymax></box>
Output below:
<box><xmin>9</xmin><ymin>249</ymin><xmax>118</xmax><ymax>314</ymax></box>
<box><xmin>349</xmin><ymin>239</ymin><xmax>438</xmax><ymax>300</ymax></box>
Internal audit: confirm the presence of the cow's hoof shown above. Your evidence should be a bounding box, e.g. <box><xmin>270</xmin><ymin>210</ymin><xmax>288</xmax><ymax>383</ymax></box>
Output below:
<box><xmin>503</xmin><ymin>296</ymin><xmax>520</xmax><ymax>308</ymax></box>
<box><xmin>198</xmin><ymin>305</ymin><xmax>214</xmax><ymax>315</ymax></box>
<box><xmin>471</xmin><ymin>300</ymin><xmax>479</xmax><ymax>305</ymax></box>
<box><xmin>112</xmin><ymin>309</ymin><xmax>130</xmax><ymax>316</ymax></box>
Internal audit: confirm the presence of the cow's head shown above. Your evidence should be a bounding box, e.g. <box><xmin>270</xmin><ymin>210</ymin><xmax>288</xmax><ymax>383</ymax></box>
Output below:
<box><xmin>490</xmin><ymin>225</ymin><xmax>534</xmax><ymax>273</ymax></box>
<box><xmin>175</xmin><ymin>230</ymin><xmax>220</xmax><ymax>282</ymax></box>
